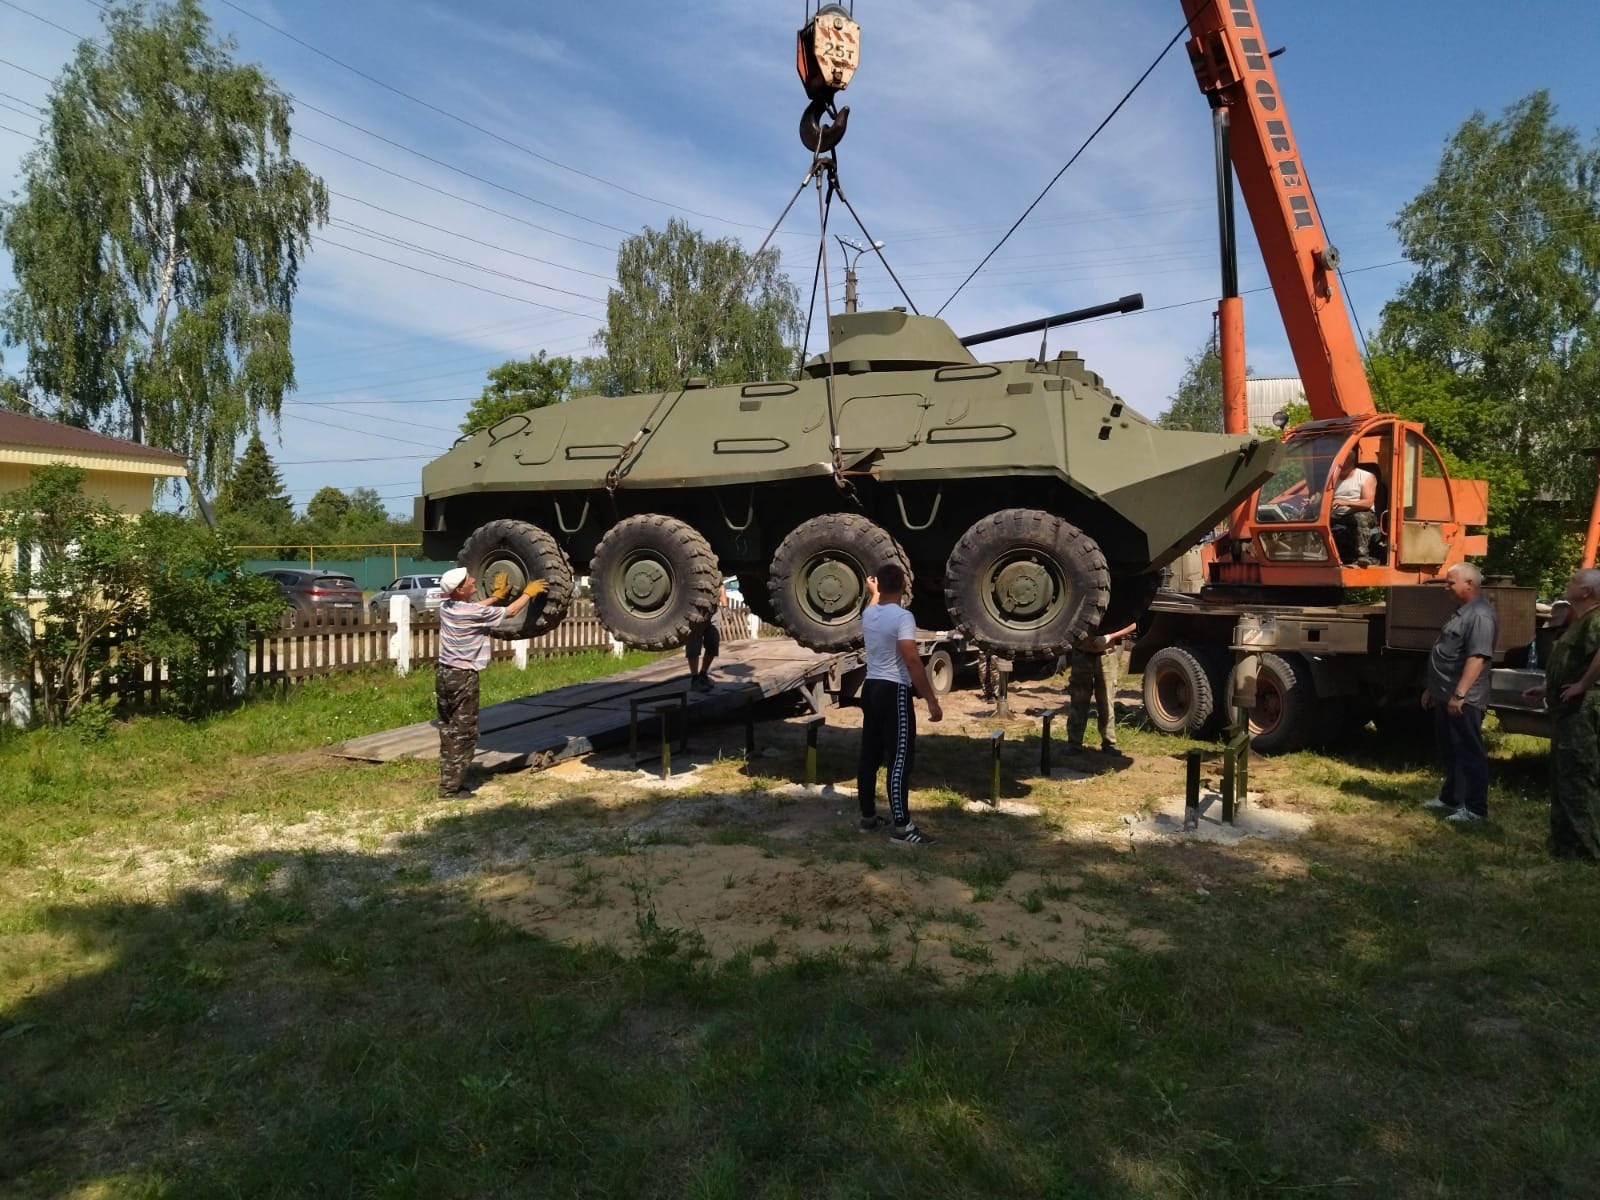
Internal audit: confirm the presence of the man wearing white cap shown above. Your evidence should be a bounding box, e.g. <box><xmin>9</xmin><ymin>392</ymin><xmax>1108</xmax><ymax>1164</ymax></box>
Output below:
<box><xmin>435</xmin><ymin>565</ymin><xmax>546</xmax><ymax>797</ymax></box>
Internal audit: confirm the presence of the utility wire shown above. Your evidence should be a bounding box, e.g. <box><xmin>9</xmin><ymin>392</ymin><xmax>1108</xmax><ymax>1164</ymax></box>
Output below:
<box><xmin>317</xmin><ymin>237</ymin><xmax>603</xmax><ymax>319</ymax></box>
<box><xmin>936</xmin><ymin>20</ymin><xmax>1191</xmax><ymax>315</ymax></box>
<box><xmin>208</xmin><ymin>0</ymin><xmax>803</xmax><ymax>238</ymax></box>
<box><xmin>329</xmin><ymin>191</ymin><xmax>616</xmax><ymax>282</ymax></box>
<box><xmin>2</xmin><ymin>1</ymin><xmax>627</xmax><ymax>256</ymax></box>
<box><xmin>295</xmin><ymin>131</ymin><xmax>617</xmax><ymax>253</ymax></box>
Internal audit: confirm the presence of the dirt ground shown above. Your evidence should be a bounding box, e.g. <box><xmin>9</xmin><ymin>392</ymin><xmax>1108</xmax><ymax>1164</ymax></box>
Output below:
<box><xmin>464</xmin><ymin>670</ymin><xmax>1296</xmax><ymax>979</ymax></box>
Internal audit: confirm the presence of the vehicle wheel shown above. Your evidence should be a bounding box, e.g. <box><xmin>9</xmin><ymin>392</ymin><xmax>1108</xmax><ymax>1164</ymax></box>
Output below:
<box><xmin>924</xmin><ymin>647</ymin><xmax>954</xmax><ymax>696</ymax></box>
<box><xmin>1142</xmin><ymin>645</ymin><xmax>1229</xmax><ymax>737</ymax></box>
<box><xmin>1224</xmin><ymin>650</ymin><xmax>1317</xmax><ymax>755</ymax></box>
<box><xmin>768</xmin><ymin>513</ymin><xmax>912</xmax><ymax>651</ymax></box>
<box><xmin>736</xmin><ymin>571</ymin><xmax>780</xmax><ymax>625</ymax></box>
<box><xmin>457</xmin><ymin>518</ymin><xmax>576</xmax><ymax>638</ymax></box>
<box><xmin>589</xmin><ymin>514</ymin><xmax>721</xmax><ymax>649</ymax></box>
<box><xmin>944</xmin><ymin>508</ymin><xmax>1109</xmax><ymax>656</ymax></box>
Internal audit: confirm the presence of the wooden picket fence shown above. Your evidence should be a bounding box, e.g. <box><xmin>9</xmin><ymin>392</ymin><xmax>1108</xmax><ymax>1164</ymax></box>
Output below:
<box><xmin>75</xmin><ymin>601</ymin><xmax>778</xmax><ymax>710</ymax></box>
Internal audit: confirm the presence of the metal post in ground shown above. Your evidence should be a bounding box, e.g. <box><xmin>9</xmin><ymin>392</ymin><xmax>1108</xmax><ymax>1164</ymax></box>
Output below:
<box><xmin>803</xmin><ymin>714</ymin><xmax>825</xmax><ymax>786</ymax></box>
<box><xmin>989</xmin><ymin>730</ymin><xmax>1005</xmax><ymax>805</ymax></box>
<box><xmin>1184</xmin><ymin>749</ymin><xmax>1202</xmax><ymax>831</ymax></box>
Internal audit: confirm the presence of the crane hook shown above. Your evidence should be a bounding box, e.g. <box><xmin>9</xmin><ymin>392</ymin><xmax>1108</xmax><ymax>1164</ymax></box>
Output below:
<box><xmin>800</xmin><ymin>96</ymin><xmax>850</xmax><ymax>153</ymax></box>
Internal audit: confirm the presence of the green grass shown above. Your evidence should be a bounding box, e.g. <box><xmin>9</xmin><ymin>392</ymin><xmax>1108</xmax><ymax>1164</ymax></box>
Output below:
<box><xmin>3</xmin><ymin>679</ymin><xmax>1600</xmax><ymax>1197</ymax></box>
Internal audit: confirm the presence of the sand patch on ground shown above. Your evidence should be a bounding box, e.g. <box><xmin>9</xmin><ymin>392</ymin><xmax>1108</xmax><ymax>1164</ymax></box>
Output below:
<box><xmin>480</xmin><ymin>842</ymin><xmax>1164</xmax><ymax>980</ymax></box>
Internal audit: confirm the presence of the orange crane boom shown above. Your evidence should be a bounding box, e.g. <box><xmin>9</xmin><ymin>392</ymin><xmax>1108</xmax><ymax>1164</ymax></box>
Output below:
<box><xmin>1181</xmin><ymin>0</ymin><xmax>1376</xmax><ymax>425</ymax></box>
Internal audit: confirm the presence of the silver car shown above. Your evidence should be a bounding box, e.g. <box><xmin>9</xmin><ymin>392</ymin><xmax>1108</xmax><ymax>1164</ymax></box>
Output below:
<box><xmin>369</xmin><ymin>574</ymin><xmax>445</xmax><ymax>618</ymax></box>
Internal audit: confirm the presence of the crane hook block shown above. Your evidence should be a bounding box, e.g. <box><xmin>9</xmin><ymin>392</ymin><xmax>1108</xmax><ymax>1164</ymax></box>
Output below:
<box><xmin>796</xmin><ymin>4</ymin><xmax>860</xmax><ymax>103</ymax></box>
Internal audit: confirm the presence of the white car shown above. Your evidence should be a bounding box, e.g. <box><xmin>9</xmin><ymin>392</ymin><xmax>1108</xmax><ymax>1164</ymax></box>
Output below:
<box><xmin>369</xmin><ymin>574</ymin><xmax>445</xmax><ymax>617</ymax></box>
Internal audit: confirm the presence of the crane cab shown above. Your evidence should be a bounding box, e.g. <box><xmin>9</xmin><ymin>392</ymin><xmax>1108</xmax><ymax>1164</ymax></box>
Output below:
<box><xmin>1206</xmin><ymin>415</ymin><xmax>1487</xmax><ymax>591</ymax></box>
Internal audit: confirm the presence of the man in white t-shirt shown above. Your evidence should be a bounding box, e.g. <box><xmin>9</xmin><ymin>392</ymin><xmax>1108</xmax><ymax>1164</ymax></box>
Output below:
<box><xmin>856</xmin><ymin>564</ymin><xmax>943</xmax><ymax>845</ymax></box>
<box><xmin>1330</xmin><ymin>455</ymin><xmax>1379</xmax><ymax>566</ymax></box>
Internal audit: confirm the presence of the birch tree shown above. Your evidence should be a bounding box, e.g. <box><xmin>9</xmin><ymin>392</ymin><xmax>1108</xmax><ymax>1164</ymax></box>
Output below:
<box><xmin>0</xmin><ymin>0</ymin><xmax>328</xmax><ymax>489</ymax></box>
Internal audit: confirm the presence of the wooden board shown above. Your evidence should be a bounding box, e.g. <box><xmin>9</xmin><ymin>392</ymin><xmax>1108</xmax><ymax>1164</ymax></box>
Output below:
<box><xmin>330</xmin><ymin>638</ymin><xmax>850</xmax><ymax>772</ymax></box>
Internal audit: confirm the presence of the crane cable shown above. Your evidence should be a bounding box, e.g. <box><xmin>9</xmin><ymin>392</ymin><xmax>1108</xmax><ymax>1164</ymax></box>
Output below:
<box><xmin>936</xmin><ymin>20</ymin><xmax>1192</xmax><ymax>316</ymax></box>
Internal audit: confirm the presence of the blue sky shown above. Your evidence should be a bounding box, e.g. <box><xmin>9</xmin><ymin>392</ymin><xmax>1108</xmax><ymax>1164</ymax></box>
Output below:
<box><xmin>0</xmin><ymin>0</ymin><xmax>1596</xmax><ymax>518</ymax></box>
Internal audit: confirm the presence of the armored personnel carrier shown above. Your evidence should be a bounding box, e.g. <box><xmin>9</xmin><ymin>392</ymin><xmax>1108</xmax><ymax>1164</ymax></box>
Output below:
<box><xmin>415</xmin><ymin>302</ymin><xmax>1282</xmax><ymax>656</ymax></box>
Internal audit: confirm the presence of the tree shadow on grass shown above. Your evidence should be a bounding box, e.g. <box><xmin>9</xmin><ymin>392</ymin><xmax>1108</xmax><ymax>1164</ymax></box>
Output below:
<box><xmin>5</xmin><ymin>764</ymin><xmax>1600</xmax><ymax>1198</ymax></box>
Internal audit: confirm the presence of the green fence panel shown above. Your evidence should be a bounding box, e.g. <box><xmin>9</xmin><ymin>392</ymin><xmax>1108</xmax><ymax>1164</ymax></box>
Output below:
<box><xmin>244</xmin><ymin>557</ymin><xmax>456</xmax><ymax>591</ymax></box>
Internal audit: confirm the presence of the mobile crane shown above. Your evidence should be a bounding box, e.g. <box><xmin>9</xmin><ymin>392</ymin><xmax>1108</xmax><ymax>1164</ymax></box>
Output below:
<box><xmin>1129</xmin><ymin>0</ymin><xmax>1539</xmax><ymax>752</ymax></box>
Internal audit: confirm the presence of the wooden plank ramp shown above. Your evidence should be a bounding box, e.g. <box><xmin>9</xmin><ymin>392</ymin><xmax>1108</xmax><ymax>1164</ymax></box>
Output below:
<box><xmin>330</xmin><ymin>637</ymin><xmax>853</xmax><ymax>773</ymax></box>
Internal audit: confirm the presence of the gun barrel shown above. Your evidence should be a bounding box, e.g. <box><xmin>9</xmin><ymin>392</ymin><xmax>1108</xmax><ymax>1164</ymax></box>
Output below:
<box><xmin>959</xmin><ymin>293</ymin><xmax>1144</xmax><ymax>348</ymax></box>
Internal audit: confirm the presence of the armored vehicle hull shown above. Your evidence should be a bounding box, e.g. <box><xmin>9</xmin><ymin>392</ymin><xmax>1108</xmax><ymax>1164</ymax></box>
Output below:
<box><xmin>416</xmin><ymin>309</ymin><xmax>1281</xmax><ymax>655</ymax></box>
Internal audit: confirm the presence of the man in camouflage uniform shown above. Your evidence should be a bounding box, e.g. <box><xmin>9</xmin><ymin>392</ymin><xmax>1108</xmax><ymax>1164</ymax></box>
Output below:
<box><xmin>436</xmin><ymin>565</ymin><xmax>546</xmax><ymax>798</ymax></box>
<box><xmin>1541</xmin><ymin>567</ymin><xmax>1600</xmax><ymax>860</ymax></box>
<box><xmin>1062</xmin><ymin>620</ymin><xmax>1138</xmax><ymax>756</ymax></box>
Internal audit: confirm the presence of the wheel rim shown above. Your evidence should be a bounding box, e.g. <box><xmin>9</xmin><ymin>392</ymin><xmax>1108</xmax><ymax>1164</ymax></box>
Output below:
<box><xmin>614</xmin><ymin>549</ymin><xmax>675</xmax><ymax>618</ymax></box>
<box><xmin>983</xmin><ymin>550</ymin><xmax>1066</xmax><ymax>631</ymax></box>
<box><xmin>1153</xmin><ymin>666</ymin><xmax>1192</xmax><ymax>724</ymax></box>
<box><xmin>1249</xmin><ymin>674</ymin><xmax>1285</xmax><ymax>736</ymax></box>
<box><xmin>795</xmin><ymin>550</ymin><xmax>865</xmax><ymax>628</ymax></box>
<box><xmin>928</xmin><ymin>654</ymin><xmax>952</xmax><ymax>693</ymax></box>
<box><xmin>477</xmin><ymin>552</ymin><xmax>529</xmax><ymax>600</ymax></box>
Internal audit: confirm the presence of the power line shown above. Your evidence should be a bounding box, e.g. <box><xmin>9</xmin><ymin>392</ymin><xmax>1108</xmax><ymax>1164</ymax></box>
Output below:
<box><xmin>328</xmin><ymin>216</ymin><xmax>608</xmax><ymax>304</ymax></box>
<box><xmin>0</xmin><ymin>0</ymin><xmax>630</xmax><ymax>258</ymax></box>
<box><xmin>317</xmin><ymin>236</ymin><xmax>604</xmax><ymax>319</ymax></box>
<box><xmin>294</xmin><ymin>131</ymin><xmax>618</xmax><ymax>254</ymax></box>
<box><xmin>329</xmin><ymin>190</ymin><xmax>616</xmax><ymax>282</ymax></box>
<box><xmin>939</xmin><ymin>20</ymin><xmax>1192</xmax><ymax>315</ymax></box>
<box><xmin>279</xmin><ymin>408</ymin><xmax>445</xmax><ymax>450</ymax></box>
<box><xmin>290</xmin><ymin>93</ymin><xmax>638</xmax><ymax>239</ymax></box>
<box><xmin>208</xmin><ymin>0</ymin><xmax>803</xmax><ymax>238</ymax></box>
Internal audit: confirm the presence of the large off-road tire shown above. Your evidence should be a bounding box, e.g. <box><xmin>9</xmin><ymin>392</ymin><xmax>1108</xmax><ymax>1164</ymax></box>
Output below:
<box><xmin>1142</xmin><ymin>645</ymin><xmax>1230</xmax><ymax>738</ymax></box>
<box><xmin>768</xmin><ymin>514</ymin><xmax>912</xmax><ymax>651</ymax></box>
<box><xmin>457</xmin><ymin>519</ymin><xmax>576</xmax><ymax>639</ymax></box>
<box><xmin>943</xmin><ymin>509</ymin><xmax>1109</xmax><ymax>656</ymax></box>
<box><xmin>1223</xmin><ymin>650</ymin><xmax>1318</xmax><ymax>755</ymax></box>
<box><xmin>589</xmin><ymin>514</ymin><xmax>721</xmax><ymax>649</ymax></box>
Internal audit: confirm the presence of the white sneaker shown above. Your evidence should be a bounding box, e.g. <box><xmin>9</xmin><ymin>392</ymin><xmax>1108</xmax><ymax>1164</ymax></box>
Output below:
<box><xmin>1444</xmin><ymin>807</ymin><xmax>1484</xmax><ymax>824</ymax></box>
<box><xmin>1421</xmin><ymin>795</ymin><xmax>1455</xmax><ymax>812</ymax></box>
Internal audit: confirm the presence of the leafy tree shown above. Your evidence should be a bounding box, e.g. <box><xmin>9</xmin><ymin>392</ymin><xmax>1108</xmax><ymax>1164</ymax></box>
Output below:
<box><xmin>1158</xmin><ymin>337</ymin><xmax>1255</xmax><ymax>432</ymax></box>
<box><xmin>215</xmin><ymin>431</ymin><xmax>292</xmax><ymax>551</ymax></box>
<box><xmin>305</xmin><ymin>486</ymin><xmax>352</xmax><ymax>529</ymax></box>
<box><xmin>460</xmin><ymin>352</ymin><xmax>573</xmax><ymax>434</ymax></box>
<box><xmin>1377</xmin><ymin>90</ymin><xmax>1600</xmax><ymax>583</ymax></box>
<box><xmin>1158</xmin><ymin>339</ymin><xmax>1224</xmax><ymax>432</ymax></box>
<box><xmin>585</xmin><ymin>218</ymin><xmax>802</xmax><ymax>395</ymax></box>
<box><xmin>0</xmin><ymin>465</ymin><xmax>278</xmax><ymax>724</ymax></box>
<box><xmin>0</xmin><ymin>0</ymin><xmax>329</xmax><ymax>490</ymax></box>
<box><xmin>135</xmin><ymin>514</ymin><xmax>283</xmax><ymax>717</ymax></box>
<box><xmin>0</xmin><ymin>467</ymin><xmax>147</xmax><ymax>724</ymax></box>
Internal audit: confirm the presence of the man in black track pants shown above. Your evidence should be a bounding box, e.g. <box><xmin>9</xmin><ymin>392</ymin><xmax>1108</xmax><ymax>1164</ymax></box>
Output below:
<box><xmin>856</xmin><ymin>564</ymin><xmax>943</xmax><ymax>846</ymax></box>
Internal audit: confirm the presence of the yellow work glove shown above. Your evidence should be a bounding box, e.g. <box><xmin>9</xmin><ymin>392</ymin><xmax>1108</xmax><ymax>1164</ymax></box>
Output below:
<box><xmin>489</xmin><ymin>571</ymin><xmax>511</xmax><ymax>600</ymax></box>
<box><xmin>523</xmin><ymin>579</ymin><xmax>547</xmax><ymax>598</ymax></box>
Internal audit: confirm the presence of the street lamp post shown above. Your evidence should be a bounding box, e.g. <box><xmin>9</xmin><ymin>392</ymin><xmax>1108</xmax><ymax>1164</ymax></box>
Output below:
<box><xmin>836</xmin><ymin>236</ymin><xmax>883</xmax><ymax>313</ymax></box>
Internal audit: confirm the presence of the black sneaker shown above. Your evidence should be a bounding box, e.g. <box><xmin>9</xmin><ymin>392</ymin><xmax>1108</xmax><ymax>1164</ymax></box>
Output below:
<box><xmin>859</xmin><ymin>814</ymin><xmax>889</xmax><ymax>833</ymax></box>
<box><xmin>890</xmin><ymin>823</ymin><xmax>934</xmax><ymax>847</ymax></box>
<box><xmin>1060</xmin><ymin>743</ymin><xmax>1084</xmax><ymax>757</ymax></box>
<box><xmin>1101</xmin><ymin>742</ymin><xmax>1127</xmax><ymax>757</ymax></box>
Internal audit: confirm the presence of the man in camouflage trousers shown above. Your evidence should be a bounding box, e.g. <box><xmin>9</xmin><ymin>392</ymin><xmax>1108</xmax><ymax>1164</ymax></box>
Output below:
<box><xmin>1062</xmin><ymin>620</ymin><xmax>1138</xmax><ymax>756</ymax></box>
<box><xmin>436</xmin><ymin>565</ymin><xmax>546</xmax><ymax>798</ymax></box>
<box><xmin>1540</xmin><ymin>567</ymin><xmax>1600</xmax><ymax>860</ymax></box>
